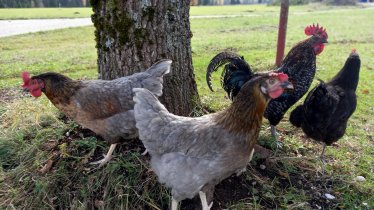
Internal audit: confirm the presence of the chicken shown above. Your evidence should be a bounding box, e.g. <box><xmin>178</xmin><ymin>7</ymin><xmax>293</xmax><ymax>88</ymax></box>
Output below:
<box><xmin>289</xmin><ymin>49</ymin><xmax>360</xmax><ymax>159</ymax></box>
<box><xmin>133</xmin><ymin>73</ymin><xmax>293</xmax><ymax>210</ymax></box>
<box><xmin>206</xmin><ymin>24</ymin><xmax>328</xmax><ymax>143</ymax></box>
<box><xmin>21</xmin><ymin>60</ymin><xmax>171</xmax><ymax>167</ymax></box>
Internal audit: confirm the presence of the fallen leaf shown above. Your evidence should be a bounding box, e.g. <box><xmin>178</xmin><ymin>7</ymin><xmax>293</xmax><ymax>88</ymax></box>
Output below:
<box><xmin>277</xmin><ymin>170</ymin><xmax>289</xmax><ymax>179</ymax></box>
<box><xmin>362</xmin><ymin>89</ymin><xmax>369</xmax><ymax>94</ymax></box>
<box><xmin>94</xmin><ymin>199</ymin><xmax>104</xmax><ymax>208</ymax></box>
<box><xmin>254</xmin><ymin>144</ymin><xmax>272</xmax><ymax>159</ymax></box>
<box><xmin>40</xmin><ymin>159</ymin><xmax>54</xmax><ymax>174</ymax></box>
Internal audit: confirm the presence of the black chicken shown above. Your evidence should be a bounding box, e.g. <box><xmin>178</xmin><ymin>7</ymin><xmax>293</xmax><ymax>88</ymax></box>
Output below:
<box><xmin>289</xmin><ymin>49</ymin><xmax>360</xmax><ymax>158</ymax></box>
<box><xmin>206</xmin><ymin>24</ymin><xmax>328</xmax><ymax>143</ymax></box>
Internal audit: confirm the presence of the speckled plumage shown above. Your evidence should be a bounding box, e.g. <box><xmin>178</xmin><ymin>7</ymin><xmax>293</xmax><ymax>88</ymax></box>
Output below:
<box><xmin>264</xmin><ymin>40</ymin><xmax>317</xmax><ymax>126</ymax></box>
<box><xmin>133</xmin><ymin>75</ymin><xmax>272</xmax><ymax>202</ymax></box>
<box><xmin>206</xmin><ymin>36</ymin><xmax>321</xmax><ymax>127</ymax></box>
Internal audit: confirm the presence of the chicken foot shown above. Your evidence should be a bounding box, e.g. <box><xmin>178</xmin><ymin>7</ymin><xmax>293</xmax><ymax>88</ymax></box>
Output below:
<box><xmin>316</xmin><ymin>143</ymin><xmax>328</xmax><ymax>174</ymax></box>
<box><xmin>90</xmin><ymin>143</ymin><xmax>117</xmax><ymax>167</ymax></box>
<box><xmin>171</xmin><ymin>197</ymin><xmax>179</xmax><ymax>210</ymax></box>
<box><xmin>320</xmin><ymin>142</ymin><xmax>327</xmax><ymax>160</ymax></box>
<box><xmin>199</xmin><ymin>191</ymin><xmax>213</xmax><ymax>210</ymax></box>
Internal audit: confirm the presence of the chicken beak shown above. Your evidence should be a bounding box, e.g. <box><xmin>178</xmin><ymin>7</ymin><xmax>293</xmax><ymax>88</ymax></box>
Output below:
<box><xmin>280</xmin><ymin>81</ymin><xmax>294</xmax><ymax>90</ymax></box>
<box><xmin>322</xmin><ymin>39</ymin><xmax>328</xmax><ymax>44</ymax></box>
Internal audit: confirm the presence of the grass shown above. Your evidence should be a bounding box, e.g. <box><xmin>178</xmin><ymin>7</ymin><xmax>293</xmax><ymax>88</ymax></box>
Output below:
<box><xmin>0</xmin><ymin>7</ymin><xmax>93</xmax><ymax>20</ymax></box>
<box><xmin>1</xmin><ymin>4</ymin><xmax>374</xmax><ymax>210</ymax></box>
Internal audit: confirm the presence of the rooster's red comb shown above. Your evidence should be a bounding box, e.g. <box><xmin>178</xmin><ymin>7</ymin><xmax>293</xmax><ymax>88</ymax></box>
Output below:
<box><xmin>304</xmin><ymin>23</ymin><xmax>328</xmax><ymax>39</ymax></box>
<box><xmin>269</xmin><ymin>72</ymin><xmax>288</xmax><ymax>82</ymax></box>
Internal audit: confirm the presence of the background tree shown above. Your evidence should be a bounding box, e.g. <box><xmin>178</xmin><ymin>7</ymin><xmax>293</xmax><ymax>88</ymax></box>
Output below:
<box><xmin>32</xmin><ymin>0</ymin><xmax>44</xmax><ymax>7</ymax></box>
<box><xmin>90</xmin><ymin>0</ymin><xmax>200</xmax><ymax>116</ymax></box>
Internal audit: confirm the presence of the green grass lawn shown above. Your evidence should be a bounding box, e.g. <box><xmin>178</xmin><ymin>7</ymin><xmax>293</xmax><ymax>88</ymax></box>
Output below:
<box><xmin>0</xmin><ymin>7</ymin><xmax>92</xmax><ymax>19</ymax></box>
<box><xmin>0</xmin><ymin>4</ymin><xmax>373</xmax><ymax>210</ymax></box>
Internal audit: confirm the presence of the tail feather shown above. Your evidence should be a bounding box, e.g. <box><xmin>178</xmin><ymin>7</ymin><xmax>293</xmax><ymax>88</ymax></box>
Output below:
<box><xmin>221</xmin><ymin>66</ymin><xmax>252</xmax><ymax>100</ymax></box>
<box><xmin>133</xmin><ymin>88</ymin><xmax>167</xmax><ymax>115</ymax></box>
<box><xmin>289</xmin><ymin>105</ymin><xmax>304</xmax><ymax>127</ymax></box>
<box><xmin>206</xmin><ymin>52</ymin><xmax>252</xmax><ymax>92</ymax></box>
<box><xmin>133</xmin><ymin>88</ymin><xmax>174</xmax><ymax>154</ymax></box>
<box><xmin>142</xmin><ymin>60</ymin><xmax>172</xmax><ymax>96</ymax></box>
<box><xmin>145</xmin><ymin>59</ymin><xmax>172</xmax><ymax>77</ymax></box>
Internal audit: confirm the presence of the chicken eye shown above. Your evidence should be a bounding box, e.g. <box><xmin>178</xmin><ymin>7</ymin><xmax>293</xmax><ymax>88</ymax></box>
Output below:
<box><xmin>268</xmin><ymin>78</ymin><xmax>275</xmax><ymax>85</ymax></box>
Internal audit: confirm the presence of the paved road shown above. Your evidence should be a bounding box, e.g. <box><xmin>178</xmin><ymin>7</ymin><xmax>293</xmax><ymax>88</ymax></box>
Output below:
<box><xmin>0</xmin><ymin>15</ymin><xmax>264</xmax><ymax>38</ymax></box>
<box><xmin>0</xmin><ymin>18</ymin><xmax>92</xmax><ymax>37</ymax></box>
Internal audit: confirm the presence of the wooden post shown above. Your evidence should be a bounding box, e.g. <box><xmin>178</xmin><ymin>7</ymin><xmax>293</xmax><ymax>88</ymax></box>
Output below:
<box><xmin>275</xmin><ymin>0</ymin><xmax>289</xmax><ymax>67</ymax></box>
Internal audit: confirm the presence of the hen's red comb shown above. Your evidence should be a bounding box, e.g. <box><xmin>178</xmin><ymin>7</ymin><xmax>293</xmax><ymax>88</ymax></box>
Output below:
<box><xmin>351</xmin><ymin>48</ymin><xmax>357</xmax><ymax>54</ymax></box>
<box><xmin>270</xmin><ymin>72</ymin><xmax>288</xmax><ymax>82</ymax></box>
<box><xmin>21</xmin><ymin>71</ymin><xmax>31</xmax><ymax>87</ymax></box>
<box><xmin>304</xmin><ymin>23</ymin><xmax>328</xmax><ymax>39</ymax></box>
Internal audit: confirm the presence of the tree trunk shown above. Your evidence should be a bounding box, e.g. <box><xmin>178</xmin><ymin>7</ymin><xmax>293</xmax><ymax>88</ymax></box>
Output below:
<box><xmin>91</xmin><ymin>0</ymin><xmax>200</xmax><ymax>116</ymax></box>
<box><xmin>81</xmin><ymin>0</ymin><xmax>87</xmax><ymax>7</ymax></box>
<box><xmin>32</xmin><ymin>0</ymin><xmax>44</xmax><ymax>7</ymax></box>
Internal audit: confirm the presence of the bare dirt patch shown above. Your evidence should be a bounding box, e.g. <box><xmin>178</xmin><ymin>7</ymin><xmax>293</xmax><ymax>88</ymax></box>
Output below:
<box><xmin>0</xmin><ymin>88</ymin><xmax>24</xmax><ymax>104</ymax></box>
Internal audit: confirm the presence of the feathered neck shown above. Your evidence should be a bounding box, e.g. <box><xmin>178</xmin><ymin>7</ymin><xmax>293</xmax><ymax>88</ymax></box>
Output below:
<box><xmin>329</xmin><ymin>55</ymin><xmax>360</xmax><ymax>91</ymax></box>
<box><xmin>279</xmin><ymin>40</ymin><xmax>315</xmax><ymax>69</ymax></box>
<box><xmin>33</xmin><ymin>73</ymin><xmax>83</xmax><ymax>105</ymax></box>
<box><xmin>214</xmin><ymin>78</ymin><xmax>268</xmax><ymax>135</ymax></box>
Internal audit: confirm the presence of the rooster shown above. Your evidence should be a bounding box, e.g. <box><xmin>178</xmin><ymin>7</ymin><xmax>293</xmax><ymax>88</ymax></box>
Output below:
<box><xmin>21</xmin><ymin>60</ymin><xmax>171</xmax><ymax>167</ymax></box>
<box><xmin>206</xmin><ymin>24</ymin><xmax>328</xmax><ymax>143</ymax></box>
<box><xmin>289</xmin><ymin>49</ymin><xmax>360</xmax><ymax>159</ymax></box>
<box><xmin>133</xmin><ymin>73</ymin><xmax>293</xmax><ymax>210</ymax></box>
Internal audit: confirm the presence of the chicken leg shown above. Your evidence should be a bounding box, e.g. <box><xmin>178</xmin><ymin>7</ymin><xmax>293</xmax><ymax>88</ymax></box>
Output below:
<box><xmin>90</xmin><ymin>143</ymin><xmax>117</xmax><ymax>167</ymax></box>
<box><xmin>320</xmin><ymin>142</ymin><xmax>327</xmax><ymax>162</ymax></box>
<box><xmin>199</xmin><ymin>191</ymin><xmax>213</xmax><ymax>210</ymax></box>
<box><xmin>271</xmin><ymin>125</ymin><xmax>283</xmax><ymax>148</ymax></box>
<box><xmin>171</xmin><ymin>197</ymin><xmax>178</xmax><ymax>210</ymax></box>
<box><xmin>141</xmin><ymin>149</ymin><xmax>148</xmax><ymax>156</ymax></box>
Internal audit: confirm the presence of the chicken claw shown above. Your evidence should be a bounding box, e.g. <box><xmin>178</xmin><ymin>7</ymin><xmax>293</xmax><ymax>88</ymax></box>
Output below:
<box><xmin>199</xmin><ymin>191</ymin><xmax>213</xmax><ymax>210</ymax></box>
<box><xmin>141</xmin><ymin>149</ymin><xmax>148</xmax><ymax>156</ymax></box>
<box><xmin>90</xmin><ymin>144</ymin><xmax>117</xmax><ymax>168</ymax></box>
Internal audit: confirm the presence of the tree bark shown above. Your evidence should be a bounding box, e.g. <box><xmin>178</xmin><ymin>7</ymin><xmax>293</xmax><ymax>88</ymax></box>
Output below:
<box><xmin>32</xmin><ymin>0</ymin><xmax>44</xmax><ymax>7</ymax></box>
<box><xmin>91</xmin><ymin>0</ymin><xmax>200</xmax><ymax>116</ymax></box>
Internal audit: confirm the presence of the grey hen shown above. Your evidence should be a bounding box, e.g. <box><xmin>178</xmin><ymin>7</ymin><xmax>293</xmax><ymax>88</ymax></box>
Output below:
<box><xmin>133</xmin><ymin>73</ymin><xmax>293</xmax><ymax>210</ymax></box>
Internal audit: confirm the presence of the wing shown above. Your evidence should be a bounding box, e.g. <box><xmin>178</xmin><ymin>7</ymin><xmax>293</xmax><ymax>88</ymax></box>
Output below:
<box><xmin>303</xmin><ymin>83</ymin><xmax>340</xmax><ymax>130</ymax></box>
<box><xmin>133</xmin><ymin>88</ymin><xmax>227</xmax><ymax>155</ymax></box>
<box><xmin>265</xmin><ymin>50</ymin><xmax>316</xmax><ymax>126</ymax></box>
<box><xmin>72</xmin><ymin>80</ymin><xmax>133</xmax><ymax>120</ymax></box>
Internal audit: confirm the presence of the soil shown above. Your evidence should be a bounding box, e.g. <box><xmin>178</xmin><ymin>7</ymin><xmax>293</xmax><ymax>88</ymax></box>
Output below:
<box><xmin>0</xmin><ymin>88</ymin><xmax>24</xmax><ymax>103</ymax></box>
